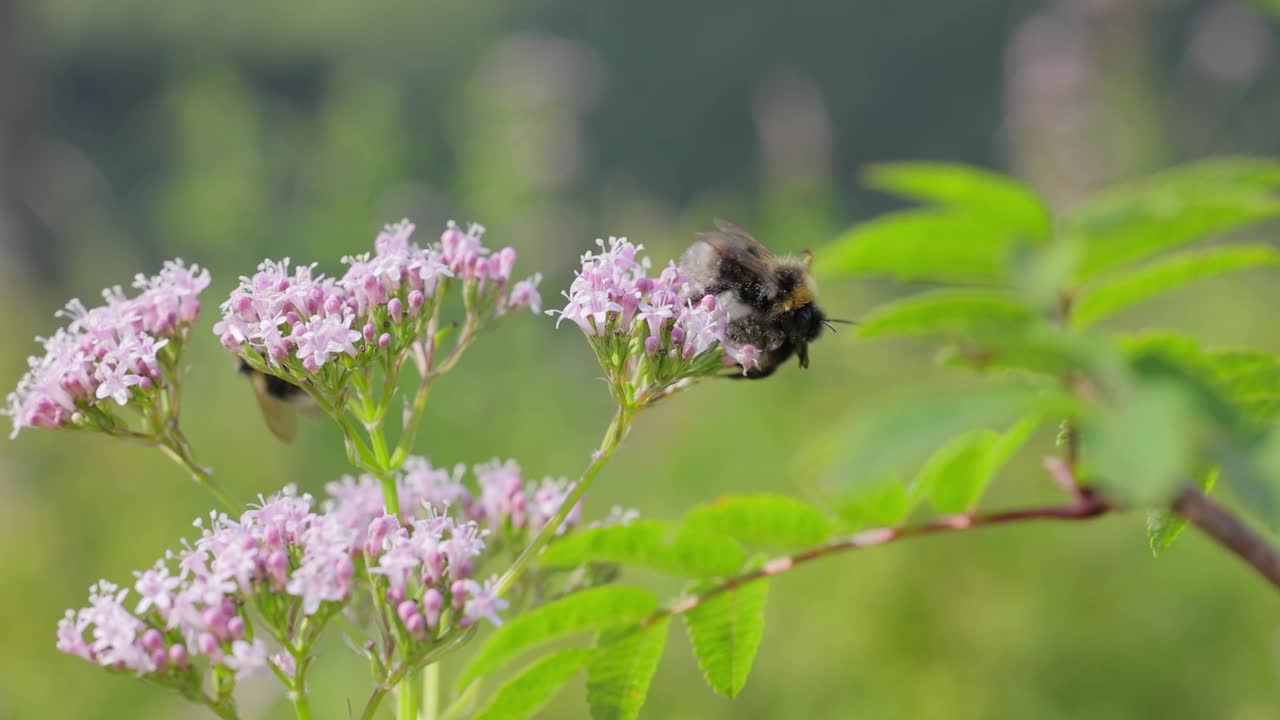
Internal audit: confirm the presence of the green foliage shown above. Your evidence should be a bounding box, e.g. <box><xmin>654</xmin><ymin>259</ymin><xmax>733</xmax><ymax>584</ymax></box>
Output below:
<box><xmin>1083</xmin><ymin>379</ymin><xmax>1196</xmax><ymax>504</ymax></box>
<box><xmin>835</xmin><ymin>474</ymin><xmax>914</xmax><ymax>530</ymax></box>
<box><xmin>1064</xmin><ymin>157</ymin><xmax>1280</xmax><ymax>280</ymax></box>
<box><xmin>1148</xmin><ymin>469</ymin><xmax>1219</xmax><ymax>557</ymax></box>
<box><xmin>538</xmin><ymin>520</ymin><xmax>746</xmax><ymax>578</ymax></box>
<box><xmin>457</xmin><ymin>586</ymin><xmax>657</xmax><ymax>689</ymax></box>
<box><xmin>861</xmin><ymin>162</ymin><xmax>1052</xmax><ymax>241</ymax></box>
<box><xmin>912</xmin><ymin>416</ymin><xmax>1040</xmax><ymax>514</ymax></box>
<box><xmin>683</xmin><ymin>580</ymin><xmax>770</xmax><ymax>698</ymax></box>
<box><xmin>856</xmin><ymin>289</ymin><xmax>1039</xmax><ymax>341</ymax></box>
<box><xmin>815</xmin><ymin>383</ymin><xmax>1069</xmax><ymax>496</ymax></box>
<box><xmin>819</xmin><ymin>163</ymin><xmax>1050</xmax><ymax>283</ymax></box>
<box><xmin>472</xmin><ymin>648</ymin><xmax>596</xmax><ymax>720</ymax></box>
<box><xmin>1072</xmin><ymin>245</ymin><xmax>1280</xmax><ymax>329</ymax></box>
<box><xmin>819</xmin><ymin>211</ymin><xmax>1016</xmax><ymax>283</ymax></box>
<box><xmin>587</xmin><ymin>619</ymin><xmax>671</xmax><ymax>720</ymax></box>
<box><xmin>1120</xmin><ymin>332</ymin><xmax>1280</xmax><ymax>425</ymax></box>
<box><xmin>682</xmin><ymin>495</ymin><xmax>833</xmax><ymax>549</ymax></box>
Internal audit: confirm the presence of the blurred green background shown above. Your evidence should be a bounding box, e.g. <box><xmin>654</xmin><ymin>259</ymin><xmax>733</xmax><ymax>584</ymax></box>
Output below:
<box><xmin>3</xmin><ymin>1</ymin><xmax>1280</xmax><ymax>718</ymax></box>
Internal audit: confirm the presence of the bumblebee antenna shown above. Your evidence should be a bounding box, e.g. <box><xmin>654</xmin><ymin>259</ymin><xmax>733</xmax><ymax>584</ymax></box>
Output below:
<box><xmin>822</xmin><ymin>318</ymin><xmax>856</xmax><ymax>334</ymax></box>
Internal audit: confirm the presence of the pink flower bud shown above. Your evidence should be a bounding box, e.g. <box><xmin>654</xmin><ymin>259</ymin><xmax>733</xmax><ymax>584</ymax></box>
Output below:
<box><xmin>227</xmin><ymin>616</ymin><xmax>246</xmax><ymax>639</ymax></box>
<box><xmin>397</xmin><ymin>600</ymin><xmax>418</xmax><ymax>624</ymax></box>
<box><xmin>408</xmin><ymin>291</ymin><xmax>425</xmax><ymax>311</ymax></box>
<box><xmin>378</xmin><ymin>333</ymin><xmax>392</xmax><ymax>348</ymax></box>
<box><xmin>142</xmin><ymin>629</ymin><xmax>164</xmax><ymax>652</ymax></box>
<box><xmin>197</xmin><ymin>632</ymin><xmax>219</xmax><ymax>656</ymax></box>
<box><xmin>406</xmin><ymin>612</ymin><xmax>427</xmax><ymax>638</ymax></box>
<box><xmin>387</xmin><ymin>297</ymin><xmax>403</xmax><ymax>324</ymax></box>
<box><xmin>363</xmin><ymin>323</ymin><xmax>376</xmax><ymax>343</ymax></box>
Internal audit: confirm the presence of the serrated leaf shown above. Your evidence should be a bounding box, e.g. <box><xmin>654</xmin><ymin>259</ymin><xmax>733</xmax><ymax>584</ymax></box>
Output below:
<box><xmin>912</xmin><ymin>415</ymin><xmax>1040</xmax><ymax>514</ymax></box>
<box><xmin>1148</xmin><ymin>469</ymin><xmax>1219</xmax><ymax>557</ymax></box>
<box><xmin>682</xmin><ymin>495</ymin><xmax>833</xmax><ymax>549</ymax></box>
<box><xmin>937</xmin><ymin>322</ymin><xmax>1127</xmax><ymax>385</ymax></box>
<box><xmin>458</xmin><ymin>586</ymin><xmax>656</xmax><ymax>689</ymax></box>
<box><xmin>815</xmin><ymin>384</ymin><xmax>1071</xmax><ymax>496</ymax></box>
<box><xmin>862</xmin><ymin>162</ymin><xmax>1052</xmax><ymax>240</ymax></box>
<box><xmin>1065</xmin><ymin>158</ymin><xmax>1280</xmax><ymax>280</ymax></box>
<box><xmin>836</xmin><ymin>473</ymin><xmax>914</xmax><ymax>530</ymax></box>
<box><xmin>587</xmin><ymin>619</ymin><xmax>670</xmax><ymax>720</ymax></box>
<box><xmin>818</xmin><ymin>211</ymin><xmax>1026</xmax><ymax>283</ymax></box>
<box><xmin>1072</xmin><ymin>245</ymin><xmax>1280</xmax><ymax>328</ymax></box>
<box><xmin>1120</xmin><ymin>332</ymin><xmax>1280</xmax><ymax>425</ymax></box>
<box><xmin>857</xmin><ymin>289</ymin><xmax>1038</xmax><ymax>341</ymax></box>
<box><xmin>538</xmin><ymin>520</ymin><xmax>745</xmax><ymax>578</ymax></box>
<box><xmin>683</xmin><ymin>580</ymin><xmax>769</xmax><ymax>698</ymax></box>
<box><xmin>472</xmin><ymin>648</ymin><xmax>595</xmax><ymax>720</ymax></box>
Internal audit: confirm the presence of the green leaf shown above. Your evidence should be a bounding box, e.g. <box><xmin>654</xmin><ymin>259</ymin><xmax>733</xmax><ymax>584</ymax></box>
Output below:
<box><xmin>936</xmin><ymin>322</ymin><xmax>1127</xmax><ymax>384</ymax></box>
<box><xmin>1065</xmin><ymin>158</ymin><xmax>1280</xmax><ymax>280</ymax></box>
<box><xmin>836</xmin><ymin>473</ymin><xmax>914</xmax><ymax>530</ymax></box>
<box><xmin>472</xmin><ymin>648</ymin><xmax>595</xmax><ymax>720</ymax></box>
<box><xmin>1072</xmin><ymin>244</ymin><xmax>1280</xmax><ymax>328</ymax></box>
<box><xmin>1084</xmin><ymin>380</ymin><xmax>1195</xmax><ymax>505</ymax></box>
<box><xmin>857</xmin><ymin>289</ymin><xmax>1039</xmax><ymax>341</ymax></box>
<box><xmin>1148</xmin><ymin>469</ymin><xmax>1218</xmax><ymax>557</ymax></box>
<box><xmin>683</xmin><ymin>580</ymin><xmax>769</xmax><ymax>698</ymax></box>
<box><xmin>458</xmin><ymin>586</ymin><xmax>657</xmax><ymax>689</ymax></box>
<box><xmin>816</xmin><ymin>384</ymin><xmax>1069</xmax><ymax>495</ymax></box>
<box><xmin>538</xmin><ymin>520</ymin><xmax>745</xmax><ymax>578</ymax></box>
<box><xmin>1205</xmin><ymin>350</ymin><xmax>1280</xmax><ymax>423</ymax></box>
<box><xmin>912</xmin><ymin>415</ymin><xmax>1040</xmax><ymax>514</ymax></box>
<box><xmin>862</xmin><ymin>162</ymin><xmax>1052</xmax><ymax>240</ymax></box>
<box><xmin>587</xmin><ymin>619</ymin><xmax>671</xmax><ymax>720</ymax></box>
<box><xmin>682</xmin><ymin>495</ymin><xmax>833</xmax><ymax>549</ymax></box>
<box><xmin>818</xmin><ymin>211</ymin><xmax>1027</xmax><ymax>283</ymax></box>
<box><xmin>1120</xmin><ymin>332</ymin><xmax>1280</xmax><ymax>425</ymax></box>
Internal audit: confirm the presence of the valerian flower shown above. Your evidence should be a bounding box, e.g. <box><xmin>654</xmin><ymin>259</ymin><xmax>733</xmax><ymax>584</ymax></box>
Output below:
<box><xmin>548</xmin><ymin>237</ymin><xmax>755</xmax><ymax>409</ymax></box>
<box><xmin>4</xmin><ymin>260</ymin><xmax>209</xmax><ymax>439</ymax></box>
<box><xmin>57</xmin><ymin>456</ymin><xmax>634</xmax><ymax>713</ymax></box>
<box><xmin>214</xmin><ymin>220</ymin><xmax>541</xmax><ymax>405</ymax></box>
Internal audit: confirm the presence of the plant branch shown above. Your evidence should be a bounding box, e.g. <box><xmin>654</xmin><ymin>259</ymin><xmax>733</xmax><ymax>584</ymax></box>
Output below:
<box><xmin>650</xmin><ymin>495</ymin><xmax>1110</xmax><ymax>625</ymax></box>
<box><xmin>158</xmin><ymin>428</ymin><xmax>240</xmax><ymax>513</ymax></box>
<box><xmin>1173</xmin><ymin>486</ymin><xmax>1280</xmax><ymax>590</ymax></box>
<box><xmin>493</xmin><ymin>405</ymin><xmax>633</xmax><ymax>597</ymax></box>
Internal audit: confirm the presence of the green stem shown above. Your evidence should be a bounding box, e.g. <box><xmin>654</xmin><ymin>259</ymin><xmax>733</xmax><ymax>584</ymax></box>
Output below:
<box><xmin>289</xmin><ymin>686</ymin><xmax>313</xmax><ymax>720</ymax></box>
<box><xmin>494</xmin><ymin>405</ymin><xmax>632</xmax><ymax>596</ymax></box>
<box><xmin>287</xmin><ymin>650</ymin><xmax>313</xmax><ymax>720</ymax></box>
<box><xmin>159</xmin><ymin>429</ymin><xmax>240</xmax><ymax>513</ymax></box>
<box><xmin>423</xmin><ymin>662</ymin><xmax>440</xmax><ymax>720</ymax></box>
<box><xmin>397</xmin><ymin>671</ymin><xmax>419</xmax><ymax>720</ymax></box>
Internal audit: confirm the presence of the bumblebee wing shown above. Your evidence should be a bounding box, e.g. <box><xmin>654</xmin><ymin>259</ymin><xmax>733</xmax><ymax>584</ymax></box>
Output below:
<box><xmin>713</xmin><ymin>218</ymin><xmax>774</xmax><ymax>259</ymax></box>
<box><xmin>694</xmin><ymin>231</ymin><xmax>780</xmax><ymax>300</ymax></box>
<box><xmin>248</xmin><ymin>373</ymin><xmax>298</xmax><ymax>444</ymax></box>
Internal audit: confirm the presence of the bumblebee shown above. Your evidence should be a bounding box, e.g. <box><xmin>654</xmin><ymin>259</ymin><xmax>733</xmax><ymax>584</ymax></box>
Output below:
<box><xmin>679</xmin><ymin>218</ymin><xmax>845</xmax><ymax>379</ymax></box>
<box><xmin>238</xmin><ymin>361</ymin><xmax>313</xmax><ymax>443</ymax></box>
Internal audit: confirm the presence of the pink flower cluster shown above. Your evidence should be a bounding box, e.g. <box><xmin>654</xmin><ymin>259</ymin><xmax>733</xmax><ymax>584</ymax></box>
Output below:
<box><xmin>324</xmin><ymin>456</ymin><xmax>582</xmax><ymax>541</ymax></box>
<box><xmin>549</xmin><ymin>237</ymin><xmax>758</xmax><ymax>386</ymax></box>
<box><xmin>56</xmin><ymin>481</ymin><xmax>501</xmax><ymax>680</ymax></box>
<box><xmin>213</xmin><ymin>220</ymin><xmax>541</xmax><ymax>375</ymax></box>
<box><xmin>467</xmin><ymin>458</ymin><xmax>582</xmax><ymax>536</ymax></box>
<box><xmin>5</xmin><ymin>260</ymin><xmax>210</xmax><ymax>438</ymax></box>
